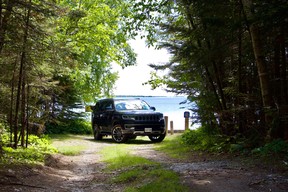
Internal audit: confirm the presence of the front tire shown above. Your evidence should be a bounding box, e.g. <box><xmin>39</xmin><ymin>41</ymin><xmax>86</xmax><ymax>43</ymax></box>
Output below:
<box><xmin>148</xmin><ymin>134</ymin><xmax>166</xmax><ymax>142</ymax></box>
<box><xmin>93</xmin><ymin>124</ymin><xmax>103</xmax><ymax>140</ymax></box>
<box><xmin>112</xmin><ymin>124</ymin><xmax>128</xmax><ymax>143</ymax></box>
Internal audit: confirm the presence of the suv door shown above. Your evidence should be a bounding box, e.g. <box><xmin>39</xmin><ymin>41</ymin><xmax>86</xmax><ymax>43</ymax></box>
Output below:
<box><xmin>98</xmin><ymin>100</ymin><xmax>114</xmax><ymax>131</ymax></box>
<box><xmin>92</xmin><ymin>102</ymin><xmax>103</xmax><ymax>127</ymax></box>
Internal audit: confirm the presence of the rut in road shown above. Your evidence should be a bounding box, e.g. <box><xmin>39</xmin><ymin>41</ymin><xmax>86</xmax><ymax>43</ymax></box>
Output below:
<box><xmin>1</xmin><ymin>136</ymin><xmax>287</xmax><ymax>192</ymax></box>
<box><xmin>130</xmin><ymin>142</ymin><xmax>288</xmax><ymax>192</ymax></box>
<box><xmin>44</xmin><ymin>137</ymin><xmax>114</xmax><ymax>192</ymax></box>
<box><xmin>47</xmin><ymin>136</ymin><xmax>288</xmax><ymax>192</ymax></box>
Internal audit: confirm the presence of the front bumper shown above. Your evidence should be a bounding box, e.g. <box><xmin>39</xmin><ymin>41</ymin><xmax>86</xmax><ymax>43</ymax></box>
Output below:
<box><xmin>122</xmin><ymin>124</ymin><xmax>165</xmax><ymax>136</ymax></box>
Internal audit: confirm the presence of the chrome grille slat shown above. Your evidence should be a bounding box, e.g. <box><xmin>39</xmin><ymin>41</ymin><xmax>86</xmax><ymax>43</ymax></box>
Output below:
<box><xmin>134</xmin><ymin>115</ymin><xmax>159</xmax><ymax>121</ymax></box>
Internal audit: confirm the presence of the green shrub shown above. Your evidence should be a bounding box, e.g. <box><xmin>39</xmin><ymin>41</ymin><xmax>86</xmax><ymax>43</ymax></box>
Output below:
<box><xmin>181</xmin><ymin>126</ymin><xmax>229</xmax><ymax>152</ymax></box>
<box><xmin>181</xmin><ymin>126</ymin><xmax>288</xmax><ymax>158</ymax></box>
<box><xmin>252</xmin><ymin>139</ymin><xmax>288</xmax><ymax>157</ymax></box>
<box><xmin>0</xmin><ymin>135</ymin><xmax>57</xmax><ymax>164</ymax></box>
<box><xmin>45</xmin><ymin>119</ymin><xmax>91</xmax><ymax>135</ymax></box>
<box><xmin>0</xmin><ymin>121</ymin><xmax>10</xmax><ymax>155</ymax></box>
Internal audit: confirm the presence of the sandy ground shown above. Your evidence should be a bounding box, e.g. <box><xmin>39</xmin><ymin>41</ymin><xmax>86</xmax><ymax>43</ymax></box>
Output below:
<box><xmin>0</xmin><ymin>135</ymin><xmax>287</xmax><ymax>192</ymax></box>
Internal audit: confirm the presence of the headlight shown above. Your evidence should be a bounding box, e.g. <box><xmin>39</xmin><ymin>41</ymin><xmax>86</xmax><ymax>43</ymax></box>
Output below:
<box><xmin>122</xmin><ymin>115</ymin><xmax>135</xmax><ymax>120</ymax></box>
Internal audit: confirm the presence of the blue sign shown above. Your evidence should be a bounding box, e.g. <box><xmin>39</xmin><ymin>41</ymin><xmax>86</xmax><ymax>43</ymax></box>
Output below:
<box><xmin>184</xmin><ymin>111</ymin><xmax>190</xmax><ymax>118</ymax></box>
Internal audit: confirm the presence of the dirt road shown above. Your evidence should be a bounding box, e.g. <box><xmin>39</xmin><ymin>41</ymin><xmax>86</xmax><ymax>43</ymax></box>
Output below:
<box><xmin>0</xmin><ymin>135</ymin><xmax>287</xmax><ymax>192</ymax></box>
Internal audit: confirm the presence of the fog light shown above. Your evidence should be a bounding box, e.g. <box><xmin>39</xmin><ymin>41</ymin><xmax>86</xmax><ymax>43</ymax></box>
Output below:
<box><xmin>125</xmin><ymin>125</ymin><xmax>135</xmax><ymax>130</ymax></box>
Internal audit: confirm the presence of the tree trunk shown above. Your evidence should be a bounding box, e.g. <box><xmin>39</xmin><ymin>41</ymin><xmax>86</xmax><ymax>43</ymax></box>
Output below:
<box><xmin>212</xmin><ymin>60</ymin><xmax>227</xmax><ymax>110</ymax></box>
<box><xmin>277</xmin><ymin>27</ymin><xmax>288</xmax><ymax>139</ymax></box>
<box><xmin>9</xmin><ymin>61</ymin><xmax>18</xmax><ymax>144</ymax></box>
<box><xmin>241</xmin><ymin>0</ymin><xmax>273</xmax><ymax>132</ymax></box>
<box><xmin>204</xmin><ymin>64</ymin><xmax>223</xmax><ymax>110</ymax></box>
<box><xmin>13</xmin><ymin>0</ymin><xmax>31</xmax><ymax>148</ymax></box>
<box><xmin>237</xmin><ymin>24</ymin><xmax>246</xmax><ymax>134</ymax></box>
<box><xmin>26</xmin><ymin>85</ymin><xmax>30</xmax><ymax>148</ymax></box>
<box><xmin>279</xmin><ymin>27</ymin><xmax>287</xmax><ymax>105</ymax></box>
<box><xmin>20</xmin><ymin>72</ymin><xmax>26</xmax><ymax>147</ymax></box>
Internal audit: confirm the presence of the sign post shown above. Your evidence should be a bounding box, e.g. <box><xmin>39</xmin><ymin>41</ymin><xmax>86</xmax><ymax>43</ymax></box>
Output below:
<box><xmin>184</xmin><ymin>111</ymin><xmax>190</xmax><ymax>130</ymax></box>
<box><xmin>164</xmin><ymin>116</ymin><xmax>168</xmax><ymax>135</ymax></box>
<box><xmin>170</xmin><ymin>121</ymin><xmax>174</xmax><ymax>135</ymax></box>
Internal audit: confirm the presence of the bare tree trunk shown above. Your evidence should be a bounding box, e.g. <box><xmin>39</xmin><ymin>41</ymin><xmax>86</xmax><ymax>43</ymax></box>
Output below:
<box><xmin>237</xmin><ymin>24</ymin><xmax>246</xmax><ymax>134</ymax></box>
<box><xmin>14</xmin><ymin>64</ymin><xmax>23</xmax><ymax>148</ymax></box>
<box><xmin>212</xmin><ymin>60</ymin><xmax>227</xmax><ymax>110</ymax></box>
<box><xmin>13</xmin><ymin>0</ymin><xmax>31</xmax><ymax>148</ymax></box>
<box><xmin>26</xmin><ymin>85</ymin><xmax>30</xmax><ymax>148</ymax></box>
<box><xmin>204</xmin><ymin>64</ymin><xmax>223</xmax><ymax>110</ymax></box>
<box><xmin>278</xmin><ymin>27</ymin><xmax>288</xmax><ymax>139</ymax></box>
<box><xmin>241</xmin><ymin>0</ymin><xmax>273</xmax><ymax>133</ymax></box>
<box><xmin>20</xmin><ymin>72</ymin><xmax>26</xmax><ymax>147</ymax></box>
<box><xmin>9</xmin><ymin>83</ymin><xmax>14</xmax><ymax>144</ymax></box>
<box><xmin>279</xmin><ymin>27</ymin><xmax>287</xmax><ymax>105</ymax></box>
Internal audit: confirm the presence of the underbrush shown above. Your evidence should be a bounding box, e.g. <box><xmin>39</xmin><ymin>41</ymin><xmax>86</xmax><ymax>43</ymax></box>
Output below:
<box><xmin>0</xmin><ymin>135</ymin><xmax>57</xmax><ymax>164</ymax></box>
<box><xmin>100</xmin><ymin>144</ymin><xmax>189</xmax><ymax>192</ymax></box>
<box><xmin>181</xmin><ymin>127</ymin><xmax>231</xmax><ymax>152</ymax></box>
<box><xmin>0</xmin><ymin>118</ymin><xmax>91</xmax><ymax>165</ymax></box>
<box><xmin>45</xmin><ymin>119</ymin><xmax>91</xmax><ymax>134</ymax></box>
<box><xmin>182</xmin><ymin>128</ymin><xmax>287</xmax><ymax>153</ymax></box>
<box><xmin>251</xmin><ymin>139</ymin><xmax>288</xmax><ymax>164</ymax></box>
<box><xmin>178</xmin><ymin>126</ymin><xmax>288</xmax><ymax>168</ymax></box>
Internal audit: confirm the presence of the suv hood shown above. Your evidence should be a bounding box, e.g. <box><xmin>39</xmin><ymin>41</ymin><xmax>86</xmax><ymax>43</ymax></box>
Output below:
<box><xmin>117</xmin><ymin>110</ymin><xmax>163</xmax><ymax>115</ymax></box>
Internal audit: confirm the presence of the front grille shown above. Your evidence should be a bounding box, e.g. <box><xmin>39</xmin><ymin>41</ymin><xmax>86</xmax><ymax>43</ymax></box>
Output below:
<box><xmin>123</xmin><ymin>114</ymin><xmax>161</xmax><ymax>121</ymax></box>
<box><xmin>135</xmin><ymin>115</ymin><xmax>159</xmax><ymax>121</ymax></box>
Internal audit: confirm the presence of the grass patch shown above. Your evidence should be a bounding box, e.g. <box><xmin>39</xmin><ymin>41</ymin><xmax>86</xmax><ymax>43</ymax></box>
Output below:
<box><xmin>101</xmin><ymin>144</ymin><xmax>156</xmax><ymax>170</ymax></box>
<box><xmin>55</xmin><ymin>145</ymin><xmax>87</xmax><ymax>156</ymax></box>
<box><xmin>100</xmin><ymin>143</ymin><xmax>189</xmax><ymax>192</ymax></box>
<box><xmin>122</xmin><ymin>167</ymin><xmax>188</xmax><ymax>192</ymax></box>
<box><xmin>50</xmin><ymin>134</ymin><xmax>88</xmax><ymax>156</ymax></box>
<box><xmin>154</xmin><ymin>134</ymin><xmax>191</xmax><ymax>160</ymax></box>
<box><xmin>48</xmin><ymin>134</ymin><xmax>87</xmax><ymax>141</ymax></box>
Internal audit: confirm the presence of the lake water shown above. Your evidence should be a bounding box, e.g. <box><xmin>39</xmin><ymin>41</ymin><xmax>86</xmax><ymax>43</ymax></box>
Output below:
<box><xmin>119</xmin><ymin>96</ymin><xmax>199</xmax><ymax>130</ymax></box>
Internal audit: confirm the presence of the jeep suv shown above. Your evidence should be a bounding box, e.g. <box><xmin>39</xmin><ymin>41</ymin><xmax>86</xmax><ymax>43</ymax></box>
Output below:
<box><xmin>91</xmin><ymin>98</ymin><xmax>166</xmax><ymax>143</ymax></box>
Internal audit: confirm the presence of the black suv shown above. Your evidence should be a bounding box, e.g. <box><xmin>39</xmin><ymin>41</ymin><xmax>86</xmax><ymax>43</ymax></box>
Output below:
<box><xmin>91</xmin><ymin>98</ymin><xmax>166</xmax><ymax>143</ymax></box>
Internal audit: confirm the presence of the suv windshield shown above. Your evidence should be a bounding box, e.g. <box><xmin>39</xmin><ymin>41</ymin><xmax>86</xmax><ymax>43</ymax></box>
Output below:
<box><xmin>115</xmin><ymin>100</ymin><xmax>150</xmax><ymax>111</ymax></box>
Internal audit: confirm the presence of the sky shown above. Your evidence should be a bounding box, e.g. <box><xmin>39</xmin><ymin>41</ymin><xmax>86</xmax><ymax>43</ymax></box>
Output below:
<box><xmin>112</xmin><ymin>37</ymin><xmax>173</xmax><ymax>96</ymax></box>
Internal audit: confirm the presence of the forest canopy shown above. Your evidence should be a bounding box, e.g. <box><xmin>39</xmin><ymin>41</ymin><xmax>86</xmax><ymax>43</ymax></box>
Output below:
<box><xmin>0</xmin><ymin>0</ymin><xmax>136</xmax><ymax>148</ymax></box>
<box><xmin>138</xmin><ymin>0</ymin><xmax>288</xmax><ymax>143</ymax></box>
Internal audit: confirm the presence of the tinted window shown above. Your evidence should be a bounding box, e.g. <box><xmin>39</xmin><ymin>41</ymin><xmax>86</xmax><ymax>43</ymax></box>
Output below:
<box><xmin>115</xmin><ymin>100</ymin><xmax>150</xmax><ymax>111</ymax></box>
<box><xmin>99</xmin><ymin>100</ymin><xmax>113</xmax><ymax>111</ymax></box>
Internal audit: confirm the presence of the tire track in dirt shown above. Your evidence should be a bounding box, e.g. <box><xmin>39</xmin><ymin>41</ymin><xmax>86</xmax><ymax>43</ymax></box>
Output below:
<box><xmin>131</xmin><ymin>144</ymin><xmax>288</xmax><ymax>192</ymax></box>
<box><xmin>1</xmin><ymin>136</ymin><xmax>115</xmax><ymax>192</ymax></box>
<box><xmin>1</xmin><ymin>136</ymin><xmax>287</xmax><ymax>192</ymax></box>
<box><xmin>44</xmin><ymin>137</ymin><xmax>114</xmax><ymax>192</ymax></box>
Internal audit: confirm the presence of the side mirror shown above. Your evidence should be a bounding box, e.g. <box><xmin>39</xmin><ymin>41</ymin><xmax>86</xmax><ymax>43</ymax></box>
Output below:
<box><xmin>85</xmin><ymin>105</ymin><xmax>94</xmax><ymax>112</ymax></box>
<box><xmin>150</xmin><ymin>106</ymin><xmax>156</xmax><ymax>111</ymax></box>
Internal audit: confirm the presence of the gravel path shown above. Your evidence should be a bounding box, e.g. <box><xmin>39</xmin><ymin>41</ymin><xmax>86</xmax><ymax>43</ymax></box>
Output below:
<box><xmin>0</xmin><ymin>135</ymin><xmax>287</xmax><ymax>192</ymax></box>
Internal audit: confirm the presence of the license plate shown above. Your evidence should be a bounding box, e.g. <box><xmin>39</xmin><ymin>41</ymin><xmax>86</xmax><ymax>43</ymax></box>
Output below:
<box><xmin>145</xmin><ymin>128</ymin><xmax>152</xmax><ymax>133</ymax></box>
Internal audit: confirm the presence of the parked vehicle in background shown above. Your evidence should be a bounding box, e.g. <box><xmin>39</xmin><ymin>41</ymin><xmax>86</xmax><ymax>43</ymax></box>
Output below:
<box><xmin>91</xmin><ymin>98</ymin><xmax>166</xmax><ymax>143</ymax></box>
